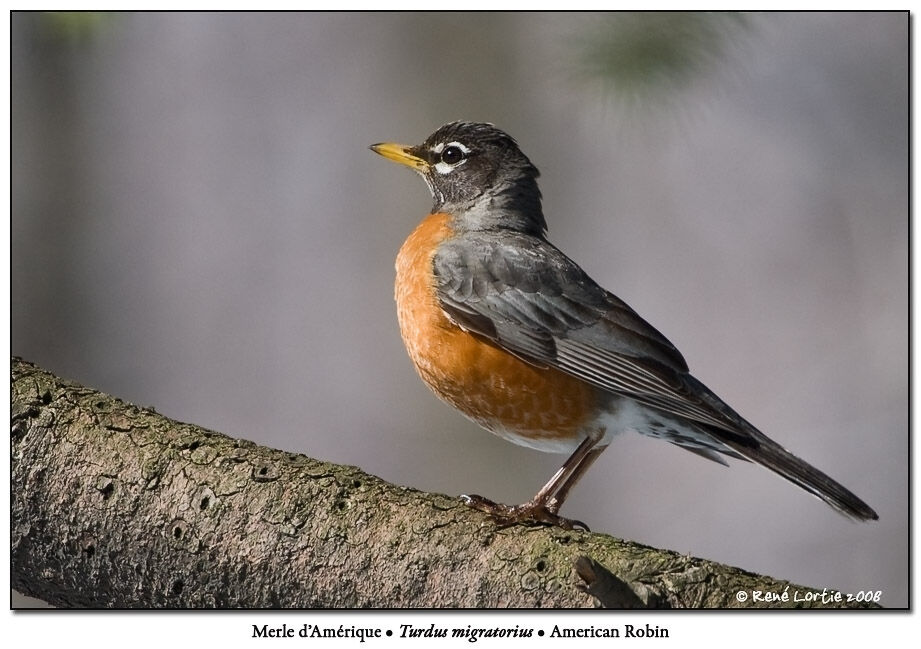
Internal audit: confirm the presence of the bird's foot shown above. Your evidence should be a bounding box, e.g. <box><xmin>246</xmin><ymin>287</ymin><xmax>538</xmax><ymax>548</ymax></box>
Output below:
<box><xmin>461</xmin><ymin>494</ymin><xmax>590</xmax><ymax>531</ymax></box>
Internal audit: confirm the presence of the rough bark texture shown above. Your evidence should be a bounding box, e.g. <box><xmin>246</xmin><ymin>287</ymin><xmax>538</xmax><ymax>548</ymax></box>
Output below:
<box><xmin>10</xmin><ymin>357</ymin><xmax>875</xmax><ymax>609</ymax></box>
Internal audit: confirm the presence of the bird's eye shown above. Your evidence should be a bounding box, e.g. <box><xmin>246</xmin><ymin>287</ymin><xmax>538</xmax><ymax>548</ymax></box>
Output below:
<box><xmin>441</xmin><ymin>145</ymin><xmax>466</xmax><ymax>165</ymax></box>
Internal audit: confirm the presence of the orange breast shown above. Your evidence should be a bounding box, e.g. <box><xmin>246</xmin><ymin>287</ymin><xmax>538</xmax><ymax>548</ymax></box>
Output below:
<box><xmin>394</xmin><ymin>213</ymin><xmax>600</xmax><ymax>450</ymax></box>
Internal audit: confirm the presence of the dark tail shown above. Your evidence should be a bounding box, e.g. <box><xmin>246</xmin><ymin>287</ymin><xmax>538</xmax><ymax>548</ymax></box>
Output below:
<box><xmin>712</xmin><ymin>425</ymin><xmax>878</xmax><ymax>521</ymax></box>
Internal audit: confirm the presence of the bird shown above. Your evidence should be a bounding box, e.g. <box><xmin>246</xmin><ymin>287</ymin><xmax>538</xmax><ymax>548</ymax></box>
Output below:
<box><xmin>370</xmin><ymin>121</ymin><xmax>878</xmax><ymax>530</ymax></box>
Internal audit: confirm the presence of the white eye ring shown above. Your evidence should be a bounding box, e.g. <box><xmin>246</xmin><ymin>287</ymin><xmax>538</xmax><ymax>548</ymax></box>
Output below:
<box><xmin>431</xmin><ymin>141</ymin><xmax>470</xmax><ymax>175</ymax></box>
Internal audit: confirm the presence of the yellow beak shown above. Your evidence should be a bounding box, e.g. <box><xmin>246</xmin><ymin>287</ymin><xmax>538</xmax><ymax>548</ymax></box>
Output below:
<box><xmin>369</xmin><ymin>142</ymin><xmax>427</xmax><ymax>170</ymax></box>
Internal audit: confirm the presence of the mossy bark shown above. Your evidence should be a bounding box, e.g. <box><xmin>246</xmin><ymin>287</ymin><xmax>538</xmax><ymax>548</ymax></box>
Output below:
<box><xmin>10</xmin><ymin>357</ymin><xmax>875</xmax><ymax>609</ymax></box>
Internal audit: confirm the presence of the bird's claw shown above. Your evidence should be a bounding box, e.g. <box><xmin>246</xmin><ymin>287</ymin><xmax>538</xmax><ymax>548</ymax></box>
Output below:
<box><xmin>461</xmin><ymin>494</ymin><xmax>590</xmax><ymax>531</ymax></box>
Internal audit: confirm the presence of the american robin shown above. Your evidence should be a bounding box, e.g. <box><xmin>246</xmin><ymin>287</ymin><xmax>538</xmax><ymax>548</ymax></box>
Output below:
<box><xmin>370</xmin><ymin>121</ymin><xmax>878</xmax><ymax>529</ymax></box>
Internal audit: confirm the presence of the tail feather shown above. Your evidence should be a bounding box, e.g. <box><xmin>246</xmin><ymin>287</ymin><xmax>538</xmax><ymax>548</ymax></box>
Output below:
<box><xmin>711</xmin><ymin>425</ymin><xmax>878</xmax><ymax>521</ymax></box>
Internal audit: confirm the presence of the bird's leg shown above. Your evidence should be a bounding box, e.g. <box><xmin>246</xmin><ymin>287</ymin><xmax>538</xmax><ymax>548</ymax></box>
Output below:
<box><xmin>462</xmin><ymin>433</ymin><xmax>605</xmax><ymax>530</ymax></box>
<box><xmin>545</xmin><ymin>446</ymin><xmax>606</xmax><ymax>515</ymax></box>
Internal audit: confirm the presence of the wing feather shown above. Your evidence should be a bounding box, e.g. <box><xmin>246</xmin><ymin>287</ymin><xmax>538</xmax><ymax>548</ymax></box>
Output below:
<box><xmin>433</xmin><ymin>233</ymin><xmax>743</xmax><ymax>434</ymax></box>
<box><xmin>432</xmin><ymin>233</ymin><xmax>879</xmax><ymax>520</ymax></box>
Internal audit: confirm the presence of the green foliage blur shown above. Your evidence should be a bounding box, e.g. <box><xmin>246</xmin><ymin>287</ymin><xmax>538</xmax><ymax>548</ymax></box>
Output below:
<box><xmin>579</xmin><ymin>13</ymin><xmax>749</xmax><ymax>102</ymax></box>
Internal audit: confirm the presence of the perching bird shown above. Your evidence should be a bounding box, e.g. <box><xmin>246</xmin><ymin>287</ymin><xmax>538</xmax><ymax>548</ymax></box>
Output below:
<box><xmin>370</xmin><ymin>121</ymin><xmax>877</xmax><ymax>529</ymax></box>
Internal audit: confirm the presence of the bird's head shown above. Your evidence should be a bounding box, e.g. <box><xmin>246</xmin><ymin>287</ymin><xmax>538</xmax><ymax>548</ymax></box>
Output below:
<box><xmin>371</xmin><ymin>121</ymin><xmax>547</xmax><ymax>236</ymax></box>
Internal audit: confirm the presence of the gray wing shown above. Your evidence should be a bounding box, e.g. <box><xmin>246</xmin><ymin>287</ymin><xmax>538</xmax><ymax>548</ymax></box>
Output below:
<box><xmin>433</xmin><ymin>233</ymin><xmax>750</xmax><ymax>437</ymax></box>
<box><xmin>433</xmin><ymin>233</ymin><xmax>879</xmax><ymax>521</ymax></box>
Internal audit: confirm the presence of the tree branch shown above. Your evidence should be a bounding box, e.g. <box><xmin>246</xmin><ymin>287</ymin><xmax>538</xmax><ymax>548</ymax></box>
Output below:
<box><xmin>10</xmin><ymin>357</ymin><xmax>874</xmax><ymax>608</ymax></box>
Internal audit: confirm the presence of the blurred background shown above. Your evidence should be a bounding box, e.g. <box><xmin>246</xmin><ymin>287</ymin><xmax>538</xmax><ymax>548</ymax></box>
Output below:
<box><xmin>12</xmin><ymin>12</ymin><xmax>907</xmax><ymax>607</ymax></box>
